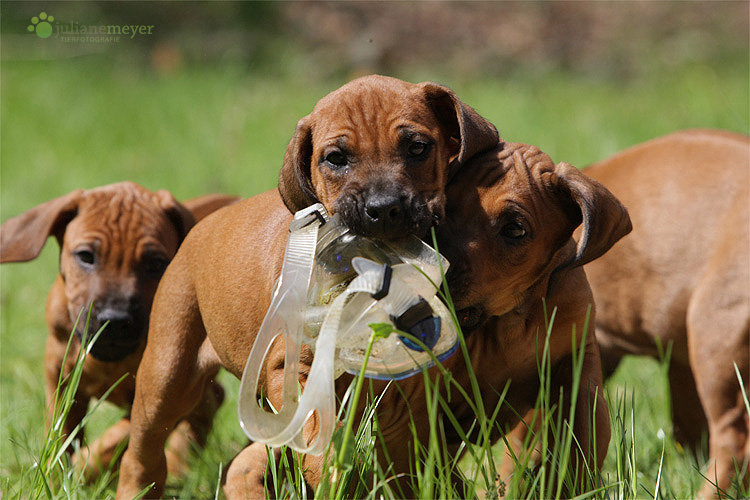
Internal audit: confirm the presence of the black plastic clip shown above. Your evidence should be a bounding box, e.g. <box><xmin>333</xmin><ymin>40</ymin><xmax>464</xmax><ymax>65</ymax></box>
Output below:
<box><xmin>370</xmin><ymin>264</ymin><xmax>392</xmax><ymax>300</ymax></box>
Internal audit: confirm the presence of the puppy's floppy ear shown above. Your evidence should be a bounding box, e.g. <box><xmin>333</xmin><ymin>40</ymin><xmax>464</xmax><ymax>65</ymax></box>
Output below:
<box><xmin>0</xmin><ymin>190</ymin><xmax>84</xmax><ymax>263</ymax></box>
<box><xmin>418</xmin><ymin>82</ymin><xmax>499</xmax><ymax>179</ymax></box>
<box><xmin>553</xmin><ymin>162</ymin><xmax>632</xmax><ymax>270</ymax></box>
<box><xmin>156</xmin><ymin>190</ymin><xmax>197</xmax><ymax>242</ymax></box>
<box><xmin>278</xmin><ymin>115</ymin><xmax>319</xmax><ymax>213</ymax></box>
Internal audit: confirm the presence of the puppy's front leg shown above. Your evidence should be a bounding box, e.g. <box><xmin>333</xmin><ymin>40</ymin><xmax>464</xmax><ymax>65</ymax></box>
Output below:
<box><xmin>117</xmin><ymin>337</ymin><xmax>219</xmax><ymax>499</ymax></box>
<box><xmin>577</xmin><ymin>343</ymin><xmax>611</xmax><ymax>476</ymax></box>
<box><xmin>117</xmin><ymin>266</ymin><xmax>220</xmax><ymax>498</ymax></box>
<box><xmin>44</xmin><ymin>333</ymin><xmax>90</xmax><ymax>452</ymax></box>
<box><xmin>73</xmin><ymin>418</ymin><xmax>130</xmax><ymax>481</ymax></box>
<box><xmin>224</xmin><ymin>442</ymin><xmax>280</xmax><ymax>499</ymax></box>
<box><xmin>550</xmin><ymin>339</ymin><xmax>611</xmax><ymax>491</ymax></box>
<box><xmin>165</xmin><ymin>379</ymin><xmax>225</xmax><ymax>478</ymax></box>
<box><xmin>498</xmin><ymin>345</ymin><xmax>610</xmax><ymax>493</ymax></box>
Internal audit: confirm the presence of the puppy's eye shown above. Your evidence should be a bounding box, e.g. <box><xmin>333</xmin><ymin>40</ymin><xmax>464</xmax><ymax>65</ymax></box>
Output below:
<box><xmin>143</xmin><ymin>256</ymin><xmax>169</xmax><ymax>278</ymax></box>
<box><xmin>324</xmin><ymin>151</ymin><xmax>348</xmax><ymax>169</ymax></box>
<box><xmin>74</xmin><ymin>249</ymin><xmax>96</xmax><ymax>269</ymax></box>
<box><xmin>500</xmin><ymin>222</ymin><xmax>527</xmax><ymax>240</ymax></box>
<box><xmin>407</xmin><ymin>141</ymin><xmax>431</xmax><ymax>158</ymax></box>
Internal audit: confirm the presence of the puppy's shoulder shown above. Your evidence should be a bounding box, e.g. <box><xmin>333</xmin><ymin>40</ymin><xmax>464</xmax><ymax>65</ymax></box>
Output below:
<box><xmin>187</xmin><ymin>189</ymin><xmax>288</xmax><ymax>235</ymax></box>
<box><xmin>181</xmin><ymin>189</ymin><xmax>292</xmax><ymax>268</ymax></box>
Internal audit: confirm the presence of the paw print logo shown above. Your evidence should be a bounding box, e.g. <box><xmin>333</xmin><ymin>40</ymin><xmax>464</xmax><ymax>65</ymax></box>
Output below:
<box><xmin>28</xmin><ymin>12</ymin><xmax>54</xmax><ymax>38</ymax></box>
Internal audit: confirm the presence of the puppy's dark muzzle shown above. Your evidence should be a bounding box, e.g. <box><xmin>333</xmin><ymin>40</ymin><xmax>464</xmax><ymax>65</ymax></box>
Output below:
<box><xmin>455</xmin><ymin>306</ymin><xmax>485</xmax><ymax>334</ymax></box>
<box><xmin>339</xmin><ymin>191</ymin><xmax>432</xmax><ymax>240</ymax></box>
<box><xmin>439</xmin><ymin>248</ymin><xmax>486</xmax><ymax>333</ymax></box>
<box><xmin>363</xmin><ymin>194</ymin><xmax>408</xmax><ymax>237</ymax></box>
<box><xmin>76</xmin><ymin>306</ymin><xmax>146</xmax><ymax>362</ymax></box>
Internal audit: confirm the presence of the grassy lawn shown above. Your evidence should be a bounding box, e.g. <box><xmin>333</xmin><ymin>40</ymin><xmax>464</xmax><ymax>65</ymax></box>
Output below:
<box><xmin>1</xmin><ymin>49</ymin><xmax>747</xmax><ymax>499</ymax></box>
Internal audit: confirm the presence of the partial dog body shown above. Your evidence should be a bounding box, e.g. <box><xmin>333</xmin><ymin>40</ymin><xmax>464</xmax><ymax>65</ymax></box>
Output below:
<box><xmin>116</xmin><ymin>75</ymin><xmax>499</xmax><ymax>498</ymax></box>
<box><xmin>116</xmin><ymin>138</ymin><xmax>629</xmax><ymax>498</ymax></box>
<box><xmin>584</xmin><ymin>129</ymin><xmax>750</xmax><ymax>496</ymax></box>
<box><xmin>436</xmin><ymin>141</ymin><xmax>630</xmax><ymax>492</ymax></box>
<box><xmin>0</xmin><ymin>182</ymin><xmax>237</xmax><ymax>477</ymax></box>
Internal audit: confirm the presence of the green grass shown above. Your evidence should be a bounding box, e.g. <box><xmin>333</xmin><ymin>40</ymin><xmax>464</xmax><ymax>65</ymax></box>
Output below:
<box><xmin>1</xmin><ymin>53</ymin><xmax>748</xmax><ymax>499</ymax></box>
<box><xmin>8</xmin><ymin>290</ymin><xmax>748</xmax><ymax>499</ymax></box>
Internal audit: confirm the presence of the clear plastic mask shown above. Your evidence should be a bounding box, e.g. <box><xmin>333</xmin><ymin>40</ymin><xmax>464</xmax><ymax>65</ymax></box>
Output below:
<box><xmin>238</xmin><ymin>204</ymin><xmax>458</xmax><ymax>454</ymax></box>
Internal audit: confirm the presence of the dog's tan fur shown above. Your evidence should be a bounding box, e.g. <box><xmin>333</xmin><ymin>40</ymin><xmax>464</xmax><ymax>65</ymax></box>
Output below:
<box><xmin>435</xmin><ymin>141</ymin><xmax>630</xmax><ymax>492</ymax></box>
<box><xmin>115</xmin><ymin>75</ymin><xmax>499</xmax><ymax>498</ymax></box>
<box><xmin>115</xmin><ymin>138</ymin><xmax>630</xmax><ymax>498</ymax></box>
<box><xmin>277</xmin><ymin>75</ymin><xmax>498</xmax><ymax>239</ymax></box>
<box><xmin>584</xmin><ymin>129</ymin><xmax>750</xmax><ymax>496</ymax></box>
<box><xmin>0</xmin><ymin>182</ymin><xmax>237</xmax><ymax>478</ymax></box>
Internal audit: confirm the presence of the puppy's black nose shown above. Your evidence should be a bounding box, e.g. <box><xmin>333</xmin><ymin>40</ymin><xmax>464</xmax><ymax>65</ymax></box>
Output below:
<box><xmin>81</xmin><ymin>303</ymin><xmax>145</xmax><ymax>362</ymax></box>
<box><xmin>97</xmin><ymin>309</ymin><xmax>133</xmax><ymax>333</ymax></box>
<box><xmin>364</xmin><ymin>195</ymin><xmax>405</xmax><ymax>236</ymax></box>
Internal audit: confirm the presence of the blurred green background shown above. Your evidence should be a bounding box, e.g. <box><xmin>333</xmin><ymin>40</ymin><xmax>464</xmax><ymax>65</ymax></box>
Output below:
<box><xmin>1</xmin><ymin>1</ymin><xmax>748</xmax><ymax>497</ymax></box>
<box><xmin>2</xmin><ymin>1</ymin><xmax>747</xmax><ymax>212</ymax></box>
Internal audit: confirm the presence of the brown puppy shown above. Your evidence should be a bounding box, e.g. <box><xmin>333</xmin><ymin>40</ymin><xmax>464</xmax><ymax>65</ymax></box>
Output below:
<box><xmin>433</xmin><ymin>141</ymin><xmax>630</xmax><ymax>493</ymax></box>
<box><xmin>116</xmin><ymin>76</ymin><xmax>498</xmax><ymax>498</ymax></box>
<box><xmin>584</xmin><ymin>129</ymin><xmax>749</xmax><ymax>497</ymax></box>
<box><xmin>115</xmin><ymin>140</ymin><xmax>629</xmax><ymax>498</ymax></box>
<box><xmin>0</xmin><ymin>182</ymin><xmax>237</xmax><ymax>478</ymax></box>
<box><xmin>277</xmin><ymin>74</ymin><xmax>498</xmax><ymax>238</ymax></box>
<box><xmin>114</xmin><ymin>191</ymin><xmax>306</xmax><ymax>500</ymax></box>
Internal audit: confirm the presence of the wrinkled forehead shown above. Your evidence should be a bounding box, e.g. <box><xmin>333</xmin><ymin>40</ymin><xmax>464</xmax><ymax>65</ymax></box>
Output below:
<box><xmin>449</xmin><ymin>142</ymin><xmax>557</xmax><ymax>209</ymax></box>
<box><xmin>65</xmin><ymin>189</ymin><xmax>174</xmax><ymax>244</ymax></box>
<box><xmin>314</xmin><ymin>76</ymin><xmax>414</xmax><ymax>110</ymax></box>
<box><xmin>310</xmin><ymin>79</ymin><xmax>436</xmax><ymax>136</ymax></box>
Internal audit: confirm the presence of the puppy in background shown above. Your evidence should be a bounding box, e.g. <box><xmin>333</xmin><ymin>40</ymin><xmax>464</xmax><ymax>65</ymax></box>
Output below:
<box><xmin>584</xmin><ymin>129</ymin><xmax>749</xmax><ymax>497</ymax></box>
<box><xmin>0</xmin><ymin>182</ymin><xmax>238</xmax><ymax>478</ymax></box>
